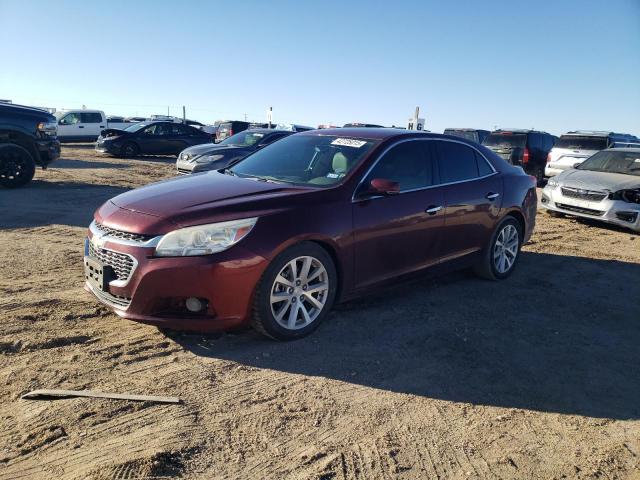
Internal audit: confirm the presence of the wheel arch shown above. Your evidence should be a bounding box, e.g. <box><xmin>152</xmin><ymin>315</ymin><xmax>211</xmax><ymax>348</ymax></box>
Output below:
<box><xmin>0</xmin><ymin>129</ymin><xmax>39</xmax><ymax>164</ymax></box>
<box><xmin>504</xmin><ymin>209</ymin><xmax>526</xmax><ymax>240</ymax></box>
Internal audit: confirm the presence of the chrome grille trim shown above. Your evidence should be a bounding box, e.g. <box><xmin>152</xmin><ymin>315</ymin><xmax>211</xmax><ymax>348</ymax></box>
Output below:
<box><xmin>560</xmin><ymin>187</ymin><xmax>608</xmax><ymax>202</ymax></box>
<box><xmin>94</xmin><ymin>222</ymin><xmax>154</xmax><ymax>242</ymax></box>
<box><xmin>89</xmin><ymin>221</ymin><xmax>163</xmax><ymax>248</ymax></box>
<box><xmin>87</xmin><ymin>242</ymin><xmax>137</xmax><ymax>286</ymax></box>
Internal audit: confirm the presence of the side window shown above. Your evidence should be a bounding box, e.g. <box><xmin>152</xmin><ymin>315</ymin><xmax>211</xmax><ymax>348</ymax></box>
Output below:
<box><xmin>476</xmin><ymin>152</ymin><xmax>493</xmax><ymax>176</ymax></box>
<box><xmin>171</xmin><ymin>124</ymin><xmax>191</xmax><ymax>135</ymax></box>
<box><xmin>80</xmin><ymin>112</ymin><xmax>103</xmax><ymax>123</ymax></box>
<box><xmin>365</xmin><ymin>140</ymin><xmax>434</xmax><ymax>191</ymax></box>
<box><xmin>436</xmin><ymin>141</ymin><xmax>479</xmax><ymax>183</ymax></box>
<box><xmin>59</xmin><ymin>113</ymin><xmax>80</xmax><ymax>125</ymax></box>
<box><xmin>260</xmin><ymin>133</ymin><xmax>287</xmax><ymax>146</ymax></box>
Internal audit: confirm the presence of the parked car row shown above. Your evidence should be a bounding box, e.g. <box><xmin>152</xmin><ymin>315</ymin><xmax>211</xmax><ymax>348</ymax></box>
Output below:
<box><xmin>444</xmin><ymin>128</ymin><xmax>639</xmax><ymax>187</ymax></box>
<box><xmin>83</xmin><ymin>128</ymin><xmax>538</xmax><ymax>339</ymax></box>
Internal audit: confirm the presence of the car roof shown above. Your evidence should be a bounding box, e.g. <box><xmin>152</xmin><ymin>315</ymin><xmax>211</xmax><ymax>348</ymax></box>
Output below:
<box><xmin>245</xmin><ymin>128</ymin><xmax>290</xmax><ymax>134</ymax></box>
<box><xmin>608</xmin><ymin>147</ymin><xmax>640</xmax><ymax>153</ymax></box>
<box><xmin>444</xmin><ymin>128</ymin><xmax>488</xmax><ymax>132</ymax></box>
<box><xmin>300</xmin><ymin>128</ymin><xmax>484</xmax><ymax>143</ymax></box>
<box><xmin>490</xmin><ymin>129</ymin><xmax>550</xmax><ymax>134</ymax></box>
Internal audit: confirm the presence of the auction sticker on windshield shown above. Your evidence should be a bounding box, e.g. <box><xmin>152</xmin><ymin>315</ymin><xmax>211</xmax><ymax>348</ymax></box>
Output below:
<box><xmin>331</xmin><ymin>138</ymin><xmax>368</xmax><ymax>148</ymax></box>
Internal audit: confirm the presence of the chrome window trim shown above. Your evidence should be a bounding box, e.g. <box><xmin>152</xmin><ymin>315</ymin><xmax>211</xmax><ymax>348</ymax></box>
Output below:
<box><xmin>89</xmin><ymin>220</ymin><xmax>163</xmax><ymax>248</ymax></box>
<box><xmin>352</xmin><ymin>137</ymin><xmax>498</xmax><ymax>203</ymax></box>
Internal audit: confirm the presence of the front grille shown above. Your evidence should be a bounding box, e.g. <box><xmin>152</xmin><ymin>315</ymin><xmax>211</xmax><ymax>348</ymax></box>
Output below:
<box><xmin>177</xmin><ymin>168</ymin><xmax>191</xmax><ymax>175</ymax></box>
<box><xmin>556</xmin><ymin>203</ymin><xmax>605</xmax><ymax>217</ymax></box>
<box><xmin>561</xmin><ymin>187</ymin><xmax>607</xmax><ymax>202</ymax></box>
<box><xmin>94</xmin><ymin>222</ymin><xmax>153</xmax><ymax>243</ymax></box>
<box><xmin>88</xmin><ymin>242</ymin><xmax>135</xmax><ymax>281</ymax></box>
<box><xmin>90</xmin><ymin>284</ymin><xmax>132</xmax><ymax>309</ymax></box>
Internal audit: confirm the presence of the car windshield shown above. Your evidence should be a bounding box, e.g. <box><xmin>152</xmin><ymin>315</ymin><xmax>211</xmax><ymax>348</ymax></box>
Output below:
<box><xmin>220</xmin><ymin>131</ymin><xmax>267</xmax><ymax>146</ymax></box>
<box><xmin>124</xmin><ymin>122</ymin><xmax>150</xmax><ymax>132</ymax></box>
<box><xmin>444</xmin><ymin>130</ymin><xmax>477</xmax><ymax>142</ymax></box>
<box><xmin>483</xmin><ymin>133</ymin><xmax>526</xmax><ymax>148</ymax></box>
<box><xmin>577</xmin><ymin>150</ymin><xmax>640</xmax><ymax>176</ymax></box>
<box><xmin>229</xmin><ymin>135</ymin><xmax>377</xmax><ymax>187</ymax></box>
<box><xmin>554</xmin><ymin>136</ymin><xmax>607</xmax><ymax>150</ymax></box>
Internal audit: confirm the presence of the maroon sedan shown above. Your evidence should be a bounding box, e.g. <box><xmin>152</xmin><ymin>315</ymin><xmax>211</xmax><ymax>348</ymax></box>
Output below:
<box><xmin>84</xmin><ymin>129</ymin><xmax>537</xmax><ymax>340</ymax></box>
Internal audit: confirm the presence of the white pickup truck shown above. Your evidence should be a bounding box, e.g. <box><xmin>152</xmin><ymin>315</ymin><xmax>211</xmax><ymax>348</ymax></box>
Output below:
<box><xmin>54</xmin><ymin>110</ymin><xmax>138</xmax><ymax>142</ymax></box>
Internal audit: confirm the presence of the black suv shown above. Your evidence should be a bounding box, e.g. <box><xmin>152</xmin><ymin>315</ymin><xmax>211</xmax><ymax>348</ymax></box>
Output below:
<box><xmin>215</xmin><ymin>120</ymin><xmax>250</xmax><ymax>142</ymax></box>
<box><xmin>482</xmin><ymin>129</ymin><xmax>556</xmax><ymax>185</ymax></box>
<box><xmin>0</xmin><ymin>103</ymin><xmax>60</xmax><ymax>187</ymax></box>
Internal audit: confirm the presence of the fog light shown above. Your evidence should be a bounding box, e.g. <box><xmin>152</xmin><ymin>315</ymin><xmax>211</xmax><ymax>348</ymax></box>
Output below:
<box><xmin>185</xmin><ymin>297</ymin><xmax>205</xmax><ymax>313</ymax></box>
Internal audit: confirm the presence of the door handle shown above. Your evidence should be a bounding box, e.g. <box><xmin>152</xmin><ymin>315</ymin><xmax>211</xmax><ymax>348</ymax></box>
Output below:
<box><xmin>486</xmin><ymin>192</ymin><xmax>500</xmax><ymax>200</ymax></box>
<box><xmin>78</xmin><ymin>125</ymin><xmax>84</xmax><ymax>129</ymax></box>
<box><xmin>425</xmin><ymin>205</ymin><xmax>443</xmax><ymax>215</ymax></box>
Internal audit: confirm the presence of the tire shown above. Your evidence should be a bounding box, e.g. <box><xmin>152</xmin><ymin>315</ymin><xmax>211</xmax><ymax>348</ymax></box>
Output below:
<box><xmin>534</xmin><ymin>165</ymin><xmax>545</xmax><ymax>186</ymax></box>
<box><xmin>120</xmin><ymin>142</ymin><xmax>139</xmax><ymax>158</ymax></box>
<box><xmin>251</xmin><ymin>242</ymin><xmax>338</xmax><ymax>340</ymax></box>
<box><xmin>0</xmin><ymin>143</ymin><xmax>36</xmax><ymax>188</ymax></box>
<box><xmin>474</xmin><ymin>216</ymin><xmax>522</xmax><ymax>280</ymax></box>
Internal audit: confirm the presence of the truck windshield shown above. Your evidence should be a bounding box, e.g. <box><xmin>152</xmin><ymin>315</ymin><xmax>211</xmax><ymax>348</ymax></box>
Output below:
<box><xmin>229</xmin><ymin>135</ymin><xmax>377</xmax><ymax>187</ymax></box>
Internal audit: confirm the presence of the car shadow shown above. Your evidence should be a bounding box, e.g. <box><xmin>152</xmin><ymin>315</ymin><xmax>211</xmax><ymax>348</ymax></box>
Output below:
<box><xmin>52</xmin><ymin>158</ymin><xmax>129</xmax><ymax>170</ymax></box>
<box><xmin>0</xmin><ymin>180</ymin><xmax>129</xmax><ymax>229</ymax></box>
<box><xmin>169</xmin><ymin>252</ymin><xmax>640</xmax><ymax>420</ymax></box>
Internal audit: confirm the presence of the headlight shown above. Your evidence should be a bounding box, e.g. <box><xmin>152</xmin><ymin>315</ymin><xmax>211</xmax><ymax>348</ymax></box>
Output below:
<box><xmin>546</xmin><ymin>178</ymin><xmax>560</xmax><ymax>188</ymax></box>
<box><xmin>154</xmin><ymin>217</ymin><xmax>258</xmax><ymax>256</ymax></box>
<box><xmin>194</xmin><ymin>154</ymin><xmax>225</xmax><ymax>164</ymax></box>
<box><xmin>37</xmin><ymin>121</ymin><xmax>58</xmax><ymax>136</ymax></box>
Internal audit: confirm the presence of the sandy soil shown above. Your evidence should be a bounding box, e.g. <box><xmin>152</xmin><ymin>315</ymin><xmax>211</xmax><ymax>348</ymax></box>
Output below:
<box><xmin>1</xmin><ymin>145</ymin><xmax>639</xmax><ymax>480</ymax></box>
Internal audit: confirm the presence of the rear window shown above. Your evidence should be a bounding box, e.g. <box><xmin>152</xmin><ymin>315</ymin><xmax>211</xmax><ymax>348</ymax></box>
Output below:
<box><xmin>554</xmin><ymin>136</ymin><xmax>607</xmax><ymax>150</ymax></box>
<box><xmin>444</xmin><ymin>130</ymin><xmax>478</xmax><ymax>142</ymax></box>
<box><xmin>483</xmin><ymin>133</ymin><xmax>526</xmax><ymax>148</ymax></box>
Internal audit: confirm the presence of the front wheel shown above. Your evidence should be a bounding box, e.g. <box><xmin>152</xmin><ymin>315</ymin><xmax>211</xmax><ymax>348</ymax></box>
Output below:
<box><xmin>119</xmin><ymin>142</ymin><xmax>139</xmax><ymax>158</ymax></box>
<box><xmin>0</xmin><ymin>144</ymin><xmax>36</xmax><ymax>188</ymax></box>
<box><xmin>474</xmin><ymin>216</ymin><xmax>522</xmax><ymax>280</ymax></box>
<box><xmin>252</xmin><ymin>242</ymin><xmax>337</xmax><ymax>340</ymax></box>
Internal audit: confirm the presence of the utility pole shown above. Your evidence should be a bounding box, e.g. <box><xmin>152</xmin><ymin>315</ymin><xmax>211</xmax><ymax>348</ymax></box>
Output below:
<box><xmin>268</xmin><ymin>106</ymin><xmax>273</xmax><ymax>128</ymax></box>
<box><xmin>182</xmin><ymin>105</ymin><xmax>186</xmax><ymax>124</ymax></box>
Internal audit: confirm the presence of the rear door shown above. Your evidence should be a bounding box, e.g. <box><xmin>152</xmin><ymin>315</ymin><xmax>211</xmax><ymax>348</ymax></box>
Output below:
<box><xmin>352</xmin><ymin>139</ymin><xmax>445</xmax><ymax>288</ymax></box>
<box><xmin>434</xmin><ymin>140</ymin><xmax>502</xmax><ymax>263</ymax></box>
<box><xmin>137</xmin><ymin>123</ymin><xmax>172</xmax><ymax>154</ymax></box>
<box><xmin>79</xmin><ymin>112</ymin><xmax>106</xmax><ymax>140</ymax></box>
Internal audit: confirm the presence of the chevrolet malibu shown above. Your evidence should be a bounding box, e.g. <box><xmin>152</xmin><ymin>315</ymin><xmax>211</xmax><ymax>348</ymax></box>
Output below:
<box><xmin>84</xmin><ymin>129</ymin><xmax>537</xmax><ymax>340</ymax></box>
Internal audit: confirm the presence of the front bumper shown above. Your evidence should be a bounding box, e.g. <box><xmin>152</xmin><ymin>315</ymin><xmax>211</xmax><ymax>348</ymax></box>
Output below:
<box><xmin>175</xmin><ymin>158</ymin><xmax>215</xmax><ymax>175</ymax></box>
<box><xmin>541</xmin><ymin>186</ymin><xmax>640</xmax><ymax>232</ymax></box>
<box><xmin>36</xmin><ymin>138</ymin><xmax>60</xmax><ymax>167</ymax></box>
<box><xmin>83</xmin><ymin>231</ymin><xmax>269</xmax><ymax>332</ymax></box>
<box><xmin>95</xmin><ymin>141</ymin><xmax>121</xmax><ymax>155</ymax></box>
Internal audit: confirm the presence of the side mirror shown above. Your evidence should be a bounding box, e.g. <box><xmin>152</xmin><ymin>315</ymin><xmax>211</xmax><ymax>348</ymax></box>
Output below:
<box><xmin>369</xmin><ymin>178</ymin><xmax>400</xmax><ymax>196</ymax></box>
<box><xmin>572</xmin><ymin>162</ymin><xmax>581</xmax><ymax>169</ymax></box>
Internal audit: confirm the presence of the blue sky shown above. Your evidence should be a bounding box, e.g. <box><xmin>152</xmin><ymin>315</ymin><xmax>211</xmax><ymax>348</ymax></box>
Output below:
<box><xmin>1</xmin><ymin>0</ymin><xmax>638</xmax><ymax>135</ymax></box>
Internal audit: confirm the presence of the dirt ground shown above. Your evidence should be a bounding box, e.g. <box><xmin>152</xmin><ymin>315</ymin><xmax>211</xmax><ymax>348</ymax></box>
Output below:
<box><xmin>1</xmin><ymin>145</ymin><xmax>639</xmax><ymax>480</ymax></box>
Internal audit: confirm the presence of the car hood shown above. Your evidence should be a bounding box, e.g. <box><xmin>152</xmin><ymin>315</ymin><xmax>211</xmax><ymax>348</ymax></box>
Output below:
<box><xmin>556</xmin><ymin>169</ymin><xmax>640</xmax><ymax>192</ymax></box>
<box><xmin>180</xmin><ymin>143</ymin><xmax>241</xmax><ymax>157</ymax></box>
<box><xmin>105</xmin><ymin>172</ymin><xmax>312</xmax><ymax>231</ymax></box>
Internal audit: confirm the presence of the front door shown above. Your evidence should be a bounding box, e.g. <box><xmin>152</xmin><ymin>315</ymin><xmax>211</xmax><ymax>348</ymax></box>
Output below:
<box><xmin>352</xmin><ymin>140</ymin><xmax>444</xmax><ymax>289</ymax></box>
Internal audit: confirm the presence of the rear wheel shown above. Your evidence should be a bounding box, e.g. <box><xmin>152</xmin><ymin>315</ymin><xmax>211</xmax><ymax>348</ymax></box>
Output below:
<box><xmin>120</xmin><ymin>142</ymin><xmax>139</xmax><ymax>158</ymax></box>
<box><xmin>474</xmin><ymin>216</ymin><xmax>522</xmax><ymax>280</ymax></box>
<box><xmin>252</xmin><ymin>242</ymin><xmax>337</xmax><ymax>340</ymax></box>
<box><xmin>0</xmin><ymin>144</ymin><xmax>36</xmax><ymax>188</ymax></box>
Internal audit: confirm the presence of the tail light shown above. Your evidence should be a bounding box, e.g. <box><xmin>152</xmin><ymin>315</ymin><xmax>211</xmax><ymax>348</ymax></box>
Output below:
<box><xmin>546</xmin><ymin>152</ymin><xmax>552</xmax><ymax>163</ymax></box>
<box><xmin>522</xmin><ymin>147</ymin><xmax>530</xmax><ymax>164</ymax></box>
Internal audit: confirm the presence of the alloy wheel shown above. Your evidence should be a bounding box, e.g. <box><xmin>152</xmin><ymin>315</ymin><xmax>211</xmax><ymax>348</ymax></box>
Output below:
<box><xmin>269</xmin><ymin>255</ymin><xmax>329</xmax><ymax>330</ymax></box>
<box><xmin>493</xmin><ymin>224</ymin><xmax>519</xmax><ymax>274</ymax></box>
<box><xmin>0</xmin><ymin>149</ymin><xmax>27</xmax><ymax>180</ymax></box>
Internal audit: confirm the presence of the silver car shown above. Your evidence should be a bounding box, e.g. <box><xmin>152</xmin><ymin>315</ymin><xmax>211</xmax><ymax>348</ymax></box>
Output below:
<box><xmin>545</xmin><ymin>130</ymin><xmax>639</xmax><ymax>177</ymax></box>
<box><xmin>541</xmin><ymin>148</ymin><xmax>640</xmax><ymax>232</ymax></box>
